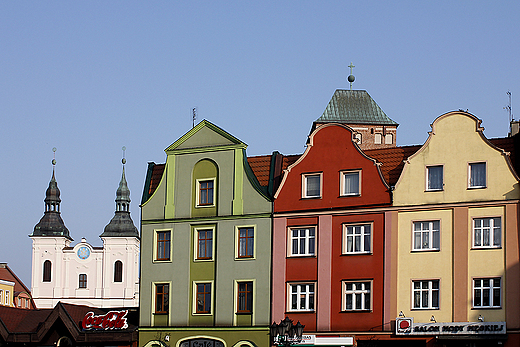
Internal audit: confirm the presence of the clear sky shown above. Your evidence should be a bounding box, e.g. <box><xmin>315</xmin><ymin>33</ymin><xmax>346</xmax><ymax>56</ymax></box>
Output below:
<box><xmin>1</xmin><ymin>1</ymin><xmax>519</xmax><ymax>286</ymax></box>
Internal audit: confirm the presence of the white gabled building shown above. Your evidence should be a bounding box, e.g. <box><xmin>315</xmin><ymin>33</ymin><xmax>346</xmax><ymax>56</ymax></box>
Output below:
<box><xmin>30</xmin><ymin>158</ymin><xmax>139</xmax><ymax>309</ymax></box>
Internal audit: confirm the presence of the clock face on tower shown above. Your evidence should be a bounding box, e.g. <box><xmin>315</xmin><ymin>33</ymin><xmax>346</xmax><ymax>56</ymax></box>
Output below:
<box><xmin>77</xmin><ymin>246</ymin><xmax>90</xmax><ymax>260</ymax></box>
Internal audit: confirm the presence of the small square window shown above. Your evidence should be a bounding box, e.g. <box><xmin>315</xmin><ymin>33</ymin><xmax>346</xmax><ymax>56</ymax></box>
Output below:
<box><xmin>469</xmin><ymin>162</ymin><xmax>486</xmax><ymax>188</ymax></box>
<box><xmin>473</xmin><ymin>217</ymin><xmax>501</xmax><ymax>248</ymax></box>
<box><xmin>288</xmin><ymin>227</ymin><xmax>315</xmax><ymax>256</ymax></box>
<box><xmin>343</xmin><ymin>224</ymin><xmax>371</xmax><ymax>254</ymax></box>
<box><xmin>288</xmin><ymin>283</ymin><xmax>315</xmax><ymax>311</ymax></box>
<box><xmin>413</xmin><ymin>221</ymin><xmax>440</xmax><ymax>251</ymax></box>
<box><xmin>302</xmin><ymin>173</ymin><xmax>321</xmax><ymax>198</ymax></box>
<box><xmin>341</xmin><ymin>171</ymin><xmax>360</xmax><ymax>196</ymax></box>
<box><xmin>473</xmin><ymin>278</ymin><xmax>501</xmax><ymax>308</ymax></box>
<box><xmin>343</xmin><ymin>281</ymin><xmax>371</xmax><ymax>311</ymax></box>
<box><xmin>413</xmin><ymin>280</ymin><xmax>439</xmax><ymax>309</ymax></box>
<box><xmin>427</xmin><ymin>166</ymin><xmax>443</xmax><ymax>191</ymax></box>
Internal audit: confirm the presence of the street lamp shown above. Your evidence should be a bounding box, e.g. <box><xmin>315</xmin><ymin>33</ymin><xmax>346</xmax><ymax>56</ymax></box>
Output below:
<box><xmin>270</xmin><ymin>317</ymin><xmax>305</xmax><ymax>346</ymax></box>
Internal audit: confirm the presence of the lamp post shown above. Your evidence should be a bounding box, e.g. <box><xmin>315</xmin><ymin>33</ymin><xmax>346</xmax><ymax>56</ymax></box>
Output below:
<box><xmin>270</xmin><ymin>317</ymin><xmax>305</xmax><ymax>346</ymax></box>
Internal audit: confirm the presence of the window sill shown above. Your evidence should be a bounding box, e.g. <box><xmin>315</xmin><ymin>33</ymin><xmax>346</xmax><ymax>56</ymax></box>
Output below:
<box><xmin>468</xmin><ymin>186</ymin><xmax>487</xmax><ymax>190</ymax></box>
<box><xmin>471</xmin><ymin>306</ymin><xmax>502</xmax><ymax>310</ymax></box>
<box><xmin>287</xmin><ymin>254</ymin><xmax>316</xmax><ymax>258</ymax></box>
<box><xmin>341</xmin><ymin>252</ymin><xmax>372</xmax><ymax>256</ymax></box>
<box><xmin>192</xmin><ymin>312</ymin><xmax>213</xmax><ymax>316</ymax></box>
<box><xmin>153</xmin><ymin>312</ymin><xmax>169</xmax><ymax>315</ymax></box>
<box><xmin>285</xmin><ymin>310</ymin><xmax>315</xmax><ymax>314</ymax></box>
<box><xmin>236</xmin><ymin>256</ymin><xmax>255</xmax><ymax>261</ymax></box>
<box><xmin>236</xmin><ymin>311</ymin><xmax>253</xmax><ymax>315</ymax></box>
<box><xmin>339</xmin><ymin>194</ymin><xmax>361</xmax><ymax>198</ymax></box>
<box><xmin>341</xmin><ymin>310</ymin><xmax>372</xmax><ymax>313</ymax></box>
<box><xmin>195</xmin><ymin>204</ymin><xmax>215</xmax><ymax>208</ymax></box>
<box><xmin>425</xmin><ymin>189</ymin><xmax>443</xmax><ymax>192</ymax></box>
<box><xmin>411</xmin><ymin>308</ymin><xmax>439</xmax><ymax>311</ymax></box>
<box><xmin>411</xmin><ymin>249</ymin><xmax>440</xmax><ymax>253</ymax></box>
<box><xmin>471</xmin><ymin>246</ymin><xmax>502</xmax><ymax>250</ymax></box>
<box><xmin>301</xmin><ymin>196</ymin><xmax>322</xmax><ymax>200</ymax></box>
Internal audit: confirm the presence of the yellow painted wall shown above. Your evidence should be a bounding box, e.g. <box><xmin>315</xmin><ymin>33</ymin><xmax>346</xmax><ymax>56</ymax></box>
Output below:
<box><xmin>467</xmin><ymin>206</ymin><xmax>505</xmax><ymax>322</ymax></box>
<box><xmin>0</xmin><ymin>281</ymin><xmax>14</xmax><ymax>307</ymax></box>
<box><xmin>394</xmin><ymin>112</ymin><xmax>520</xmax><ymax>206</ymax></box>
<box><xmin>397</xmin><ymin>209</ymin><xmax>453</xmax><ymax>322</ymax></box>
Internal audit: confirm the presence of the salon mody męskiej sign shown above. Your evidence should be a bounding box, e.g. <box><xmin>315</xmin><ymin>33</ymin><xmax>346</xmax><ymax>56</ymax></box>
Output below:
<box><xmin>396</xmin><ymin>317</ymin><xmax>506</xmax><ymax>336</ymax></box>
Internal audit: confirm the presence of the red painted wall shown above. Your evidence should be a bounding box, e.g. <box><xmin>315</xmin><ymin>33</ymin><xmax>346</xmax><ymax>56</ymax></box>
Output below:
<box><xmin>274</xmin><ymin>124</ymin><xmax>391</xmax><ymax>213</ymax></box>
<box><xmin>273</xmin><ymin>124</ymin><xmax>390</xmax><ymax>333</ymax></box>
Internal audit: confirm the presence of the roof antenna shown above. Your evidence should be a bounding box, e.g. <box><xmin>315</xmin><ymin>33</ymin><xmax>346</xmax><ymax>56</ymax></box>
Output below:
<box><xmin>505</xmin><ymin>91</ymin><xmax>513</xmax><ymax>122</ymax></box>
<box><xmin>192</xmin><ymin>107</ymin><xmax>197</xmax><ymax>128</ymax></box>
<box><xmin>347</xmin><ymin>62</ymin><xmax>355</xmax><ymax>91</ymax></box>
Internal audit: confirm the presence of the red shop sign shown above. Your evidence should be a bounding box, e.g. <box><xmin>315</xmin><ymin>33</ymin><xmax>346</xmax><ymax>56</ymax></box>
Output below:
<box><xmin>82</xmin><ymin>310</ymin><xmax>129</xmax><ymax>330</ymax></box>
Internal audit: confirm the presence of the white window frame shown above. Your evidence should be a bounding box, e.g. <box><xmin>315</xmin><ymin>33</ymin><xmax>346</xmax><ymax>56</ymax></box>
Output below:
<box><xmin>413</xmin><ymin>220</ymin><xmax>440</xmax><ymax>251</ymax></box>
<box><xmin>302</xmin><ymin>173</ymin><xmax>322</xmax><ymax>199</ymax></box>
<box><xmin>342</xmin><ymin>223</ymin><xmax>371</xmax><ymax>254</ymax></box>
<box><xmin>192</xmin><ymin>280</ymin><xmax>214</xmax><ymax>315</ymax></box>
<box><xmin>468</xmin><ymin>162</ymin><xmax>487</xmax><ymax>189</ymax></box>
<box><xmin>473</xmin><ymin>217</ymin><xmax>501</xmax><ymax>248</ymax></box>
<box><xmin>412</xmin><ymin>280</ymin><xmax>439</xmax><ymax>310</ymax></box>
<box><xmin>342</xmin><ymin>281</ymin><xmax>372</xmax><ymax>311</ymax></box>
<box><xmin>287</xmin><ymin>283</ymin><xmax>315</xmax><ymax>312</ymax></box>
<box><xmin>374</xmin><ymin>133</ymin><xmax>382</xmax><ymax>144</ymax></box>
<box><xmin>195</xmin><ymin>178</ymin><xmax>216</xmax><ymax>208</ymax></box>
<box><xmin>340</xmin><ymin>170</ymin><xmax>361</xmax><ymax>196</ymax></box>
<box><xmin>235</xmin><ymin>225</ymin><xmax>256</xmax><ymax>260</ymax></box>
<box><xmin>288</xmin><ymin>227</ymin><xmax>316</xmax><ymax>257</ymax></box>
<box><xmin>153</xmin><ymin>229</ymin><xmax>172</xmax><ymax>263</ymax></box>
<box><xmin>0</xmin><ymin>290</ymin><xmax>3</xmax><ymax>305</ymax></box>
<box><xmin>194</xmin><ymin>226</ymin><xmax>216</xmax><ymax>261</ymax></box>
<box><xmin>426</xmin><ymin>165</ymin><xmax>444</xmax><ymax>191</ymax></box>
<box><xmin>384</xmin><ymin>133</ymin><xmax>393</xmax><ymax>144</ymax></box>
<box><xmin>473</xmin><ymin>277</ymin><xmax>501</xmax><ymax>308</ymax></box>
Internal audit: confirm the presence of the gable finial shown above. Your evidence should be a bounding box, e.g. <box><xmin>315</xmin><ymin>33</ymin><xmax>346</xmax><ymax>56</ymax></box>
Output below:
<box><xmin>52</xmin><ymin>147</ymin><xmax>57</xmax><ymax>166</ymax></box>
<box><xmin>122</xmin><ymin>146</ymin><xmax>127</xmax><ymax>165</ymax></box>
<box><xmin>347</xmin><ymin>62</ymin><xmax>355</xmax><ymax>91</ymax></box>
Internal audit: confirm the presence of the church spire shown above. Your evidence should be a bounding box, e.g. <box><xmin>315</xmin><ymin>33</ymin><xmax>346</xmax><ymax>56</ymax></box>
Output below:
<box><xmin>101</xmin><ymin>147</ymin><xmax>139</xmax><ymax>238</ymax></box>
<box><xmin>32</xmin><ymin>148</ymin><xmax>71</xmax><ymax>239</ymax></box>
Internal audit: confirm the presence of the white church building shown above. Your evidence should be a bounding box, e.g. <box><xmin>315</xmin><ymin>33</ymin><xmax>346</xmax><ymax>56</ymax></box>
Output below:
<box><xmin>30</xmin><ymin>156</ymin><xmax>140</xmax><ymax>309</ymax></box>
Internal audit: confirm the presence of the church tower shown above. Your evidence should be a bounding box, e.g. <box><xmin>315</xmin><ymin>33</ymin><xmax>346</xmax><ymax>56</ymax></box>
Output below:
<box><xmin>99</xmin><ymin>150</ymin><xmax>140</xmax><ymax>307</ymax></box>
<box><xmin>30</xmin><ymin>150</ymin><xmax>72</xmax><ymax>308</ymax></box>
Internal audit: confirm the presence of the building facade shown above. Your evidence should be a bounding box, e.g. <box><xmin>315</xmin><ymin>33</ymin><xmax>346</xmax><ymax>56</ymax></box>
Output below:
<box><xmin>30</xmin><ymin>159</ymin><xmax>140</xmax><ymax>308</ymax></box>
<box><xmin>139</xmin><ymin>120</ymin><xmax>275</xmax><ymax>347</ymax></box>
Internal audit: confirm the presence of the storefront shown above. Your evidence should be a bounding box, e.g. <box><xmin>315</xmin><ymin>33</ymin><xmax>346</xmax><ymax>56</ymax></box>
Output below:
<box><xmin>0</xmin><ymin>302</ymin><xmax>138</xmax><ymax>347</ymax></box>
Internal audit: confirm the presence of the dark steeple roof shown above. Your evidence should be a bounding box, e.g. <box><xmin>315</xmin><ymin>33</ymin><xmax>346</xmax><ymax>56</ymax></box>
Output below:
<box><xmin>100</xmin><ymin>161</ymin><xmax>139</xmax><ymax>238</ymax></box>
<box><xmin>32</xmin><ymin>167</ymin><xmax>71</xmax><ymax>239</ymax></box>
<box><xmin>315</xmin><ymin>90</ymin><xmax>398</xmax><ymax>126</ymax></box>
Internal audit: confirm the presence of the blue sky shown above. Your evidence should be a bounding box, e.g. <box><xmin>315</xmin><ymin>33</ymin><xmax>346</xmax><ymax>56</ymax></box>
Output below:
<box><xmin>1</xmin><ymin>1</ymin><xmax>519</xmax><ymax>285</ymax></box>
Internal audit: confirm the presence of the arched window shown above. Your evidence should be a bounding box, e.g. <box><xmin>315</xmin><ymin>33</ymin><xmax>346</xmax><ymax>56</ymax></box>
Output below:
<box><xmin>114</xmin><ymin>260</ymin><xmax>123</xmax><ymax>282</ymax></box>
<box><xmin>43</xmin><ymin>260</ymin><xmax>51</xmax><ymax>282</ymax></box>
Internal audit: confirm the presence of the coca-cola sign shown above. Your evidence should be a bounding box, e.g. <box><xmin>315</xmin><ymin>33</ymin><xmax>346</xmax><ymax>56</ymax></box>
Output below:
<box><xmin>82</xmin><ymin>310</ymin><xmax>129</xmax><ymax>330</ymax></box>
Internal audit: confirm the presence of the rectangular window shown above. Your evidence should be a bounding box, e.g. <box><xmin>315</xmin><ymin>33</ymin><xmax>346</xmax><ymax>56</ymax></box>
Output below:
<box><xmin>197</xmin><ymin>229</ymin><xmax>213</xmax><ymax>259</ymax></box>
<box><xmin>238</xmin><ymin>227</ymin><xmax>254</xmax><ymax>258</ymax></box>
<box><xmin>0</xmin><ymin>290</ymin><xmax>3</xmax><ymax>305</ymax></box>
<box><xmin>237</xmin><ymin>281</ymin><xmax>253</xmax><ymax>313</ymax></box>
<box><xmin>155</xmin><ymin>283</ymin><xmax>169</xmax><ymax>314</ymax></box>
<box><xmin>474</xmin><ymin>278</ymin><xmax>501</xmax><ymax>308</ymax></box>
<box><xmin>469</xmin><ymin>162</ymin><xmax>486</xmax><ymax>188</ymax></box>
<box><xmin>413</xmin><ymin>280</ymin><xmax>439</xmax><ymax>309</ymax></box>
<box><xmin>199</xmin><ymin>180</ymin><xmax>214</xmax><ymax>206</ymax></box>
<box><xmin>473</xmin><ymin>217</ymin><xmax>501</xmax><ymax>248</ymax></box>
<box><xmin>5</xmin><ymin>292</ymin><xmax>9</xmax><ymax>306</ymax></box>
<box><xmin>79</xmin><ymin>274</ymin><xmax>87</xmax><ymax>288</ymax></box>
<box><xmin>303</xmin><ymin>173</ymin><xmax>321</xmax><ymax>198</ymax></box>
<box><xmin>427</xmin><ymin>166</ymin><xmax>443</xmax><ymax>191</ymax></box>
<box><xmin>196</xmin><ymin>283</ymin><xmax>212</xmax><ymax>314</ymax></box>
<box><xmin>156</xmin><ymin>230</ymin><xmax>171</xmax><ymax>261</ymax></box>
<box><xmin>289</xmin><ymin>227</ymin><xmax>315</xmax><ymax>256</ymax></box>
<box><xmin>289</xmin><ymin>283</ymin><xmax>315</xmax><ymax>311</ymax></box>
<box><xmin>341</xmin><ymin>171</ymin><xmax>360</xmax><ymax>196</ymax></box>
<box><xmin>343</xmin><ymin>224</ymin><xmax>371</xmax><ymax>254</ymax></box>
<box><xmin>343</xmin><ymin>281</ymin><xmax>371</xmax><ymax>311</ymax></box>
<box><xmin>413</xmin><ymin>221</ymin><xmax>440</xmax><ymax>251</ymax></box>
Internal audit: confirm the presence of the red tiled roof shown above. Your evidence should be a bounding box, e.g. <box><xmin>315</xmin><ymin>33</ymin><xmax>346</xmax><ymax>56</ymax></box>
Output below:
<box><xmin>365</xmin><ymin>145</ymin><xmax>421</xmax><ymax>186</ymax></box>
<box><xmin>282</xmin><ymin>155</ymin><xmax>300</xmax><ymax>170</ymax></box>
<box><xmin>489</xmin><ymin>137</ymin><xmax>515</xmax><ymax>167</ymax></box>
<box><xmin>149</xmin><ymin>164</ymin><xmax>165</xmax><ymax>197</ymax></box>
<box><xmin>247</xmin><ymin>155</ymin><xmax>272</xmax><ymax>187</ymax></box>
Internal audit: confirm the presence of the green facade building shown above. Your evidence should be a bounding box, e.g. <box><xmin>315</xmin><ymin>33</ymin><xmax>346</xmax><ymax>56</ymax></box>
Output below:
<box><xmin>139</xmin><ymin>120</ymin><xmax>276</xmax><ymax>347</ymax></box>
